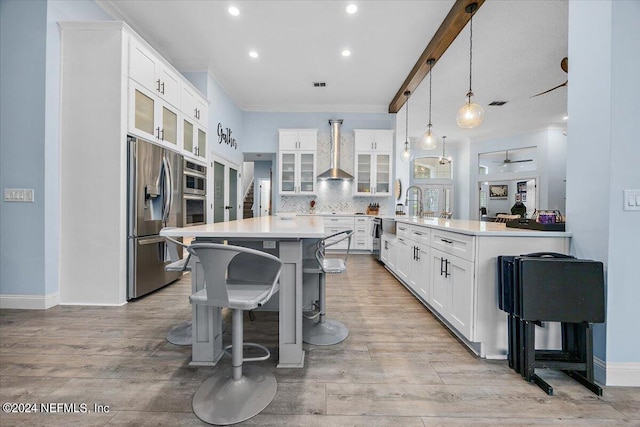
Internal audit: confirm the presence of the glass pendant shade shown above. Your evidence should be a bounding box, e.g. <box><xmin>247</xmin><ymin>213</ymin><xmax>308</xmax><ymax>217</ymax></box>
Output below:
<box><xmin>456</xmin><ymin>99</ymin><xmax>484</xmax><ymax>128</ymax></box>
<box><xmin>419</xmin><ymin>126</ymin><xmax>437</xmax><ymax>150</ymax></box>
<box><xmin>400</xmin><ymin>142</ymin><xmax>414</xmax><ymax>162</ymax></box>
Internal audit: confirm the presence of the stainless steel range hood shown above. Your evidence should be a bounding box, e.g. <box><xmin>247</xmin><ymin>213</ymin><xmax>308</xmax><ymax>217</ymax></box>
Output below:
<box><xmin>318</xmin><ymin>119</ymin><xmax>354</xmax><ymax>180</ymax></box>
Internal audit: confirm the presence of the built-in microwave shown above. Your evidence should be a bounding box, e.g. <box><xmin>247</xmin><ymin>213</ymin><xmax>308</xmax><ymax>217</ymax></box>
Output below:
<box><xmin>184</xmin><ymin>160</ymin><xmax>206</xmax><ymax>196</ymax></box>
<box><xmin>184</xmin><ymin>194</ymin><xmax>206</xmax><ymax>226</ymax></box>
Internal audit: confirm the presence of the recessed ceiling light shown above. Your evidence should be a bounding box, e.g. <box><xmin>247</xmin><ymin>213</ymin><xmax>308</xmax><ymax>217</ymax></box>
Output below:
<box><xmin>228</xmin><ymin>6</ymin><xmax>240</xmax><ymax>16</ymax></box>
<box><xmin>341</xmin><ymin>49</ymin><xmax>351</xmax><ymax>57</ymax></box>
<box><xmin>346</xmin><ymin>4</ymin><xmax>358</xmax><ymax>14</ymax></box>
<box><xmin>249</xmin><ymin>51</ymin><xmax>259</xmax><ymax>58</ymax></box>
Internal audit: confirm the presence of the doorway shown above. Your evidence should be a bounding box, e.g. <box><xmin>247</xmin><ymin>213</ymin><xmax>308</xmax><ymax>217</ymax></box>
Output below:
<box><xmin>257</xmin><ymin>178</ymin><xmax>272</xmax><ymax>217</ymax></box>
<box><xmin>211</xmin><ymin>154</ymin><xmax>240</xmax><ymax>223</ymax></box>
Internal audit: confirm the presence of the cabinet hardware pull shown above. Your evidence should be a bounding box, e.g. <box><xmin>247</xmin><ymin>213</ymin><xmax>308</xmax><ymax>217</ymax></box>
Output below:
<box><xmin>398</xmin><ymin>227</ymin><xmax>406</xmax><ymax>230</ymax></box>
<box><xmin>440</xmin><ymin>238</ymin><xmax>453</xmax><ymax>244</ymax></box>
<box><xmin>194</xmin><ymin>108</ymin><xmax>198</xmax><ymax>119</ymax></box>
<box><xmin>440</xmin><ymin>257</ymin><xmax>446</xmax><ymax>276</ymax></box>
<box><xmin>416</xmin><ymin>248</ymin><xmax>420</xmax><ymax>261</ymax></box>
<box><xmin>398</xmin><ymin>238</ymin><xmax>404</xmax><ymax>242</ymax></box>
<box><xmin>375</xmin><ymin>142</ymin><xmax>377</xmax><ymax>149</ymax></box>
<box><xmin>156</xmin><ymin>127</ymin><xmax>161</xmax><ymax>139</ymax></box>
<box><xmin>445</xmin><ymin>259</ymin><xmax>451</xmax><ymax>278</ymax></box>
<box><xmin>160</xmin><ymin>81</ymin><xmax>165</xmax><ymax>94</ymax></box>
<box><xmin>156</xmin><ymin>79</ymin><xmax>161</xmax><ymax>92</ymax></box>
<box><xmin>160</xmin><ymin>128</ymin><xmax>165</xmax><ymax>141</ymax></box>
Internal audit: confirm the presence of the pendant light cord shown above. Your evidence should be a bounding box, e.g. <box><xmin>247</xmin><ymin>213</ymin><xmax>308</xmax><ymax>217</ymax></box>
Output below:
<box><xmin>468</xmin><ymin>15</ymin><xmax>473</xmax><ymax>102</ymax></box>
<box><xmin>405</xmin><ymin>92</ymin><xmax>410</xmax><ymax>145</ymax></box>
<box><xmin>428</xmin><ymin>61</ymin><xmax>433</xmax><ymax>127</ymax></box>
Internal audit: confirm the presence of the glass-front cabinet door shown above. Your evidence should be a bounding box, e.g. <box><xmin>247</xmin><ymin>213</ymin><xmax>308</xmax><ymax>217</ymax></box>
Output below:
<box><xmin>197</xmin><ymin>129</ymin><xmax>206</xmax><ymax>160</ymax></box>
<box><xmin>354</xmin><ymin>153</ymin><xmax>391</xmax><ymax>196</ymax></box>
<box><xmin>279</xmin><ymin>152</ymin><xmax>296</xmax><ymax>194</ymax></box>
<box><xmin>278</xmin><ymin>151</ymin><xmax>316</xmax><ymax>195</ymax></box>
<box><xmin>299</xmin><ymin>152</ymin><xmax>316</xmax><ymax>194</ymax></box>
<box><xmin>183</xmin><ymin>119</ymin><xmax>194</xmax><ymax>153</ymax></box>
<box><xmin>129</xmin><ymin>81</ymin><xmax>180</xmax><ymax>149</ymax></box>
<box><xmin>356</xmin><ymin>154</ymin><xmax>372</xmax><ymax>193</ymax></box>
<box><xmin>375</xmin><ymin>153</ymin><xmax>391</xmax><ymax>194</ymax></box>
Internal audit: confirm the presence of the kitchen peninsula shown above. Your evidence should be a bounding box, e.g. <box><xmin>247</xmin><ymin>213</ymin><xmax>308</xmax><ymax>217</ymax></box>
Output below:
<box><xmin>380</xmin><ymin>217</ymin><xmax>571</xmax><ymax>359</ymax></box>
<box><xmin>161</xmin><ymin>215</ymin><xmax>325</xmax><ymax>368</ymax></box>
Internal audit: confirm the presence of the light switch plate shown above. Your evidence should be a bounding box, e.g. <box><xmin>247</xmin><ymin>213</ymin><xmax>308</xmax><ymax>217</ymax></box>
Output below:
<box><xmin>623</xmin><ymin>190</ymin><xmax>640</xmax><ymax>211</ymax></box>
<box><xmin>3</xmin><ymin>188</ymin><xmax>34</xmax><ymax>202</ymax></box>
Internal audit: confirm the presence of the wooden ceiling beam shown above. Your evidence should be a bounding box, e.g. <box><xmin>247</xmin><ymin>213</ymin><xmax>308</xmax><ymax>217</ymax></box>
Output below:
<box><xmin>388</xmin><ymin>0</ymin><xmax>485</xmax><ymax>114</ymax></box>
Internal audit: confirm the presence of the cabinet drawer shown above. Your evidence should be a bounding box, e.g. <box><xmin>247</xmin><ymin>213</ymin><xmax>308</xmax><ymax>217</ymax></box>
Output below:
<box><xmin>407</xmin><ymin>225</ymin><xmax>430</xmax><ymax>245</ymax></box>
<box><xmin>396</xmin><ymin>223</ymin><xmax>410</xmax><ymax>238</ymax></box>
<box><xmin>430</xmin><ymin>230</ymin><xmax>475</xmax><ymax>262</ymax></box>
<box><xmin>323</xmin><ymin>217</ymin><xmax>354</xmax><ymax>228</ymax></box>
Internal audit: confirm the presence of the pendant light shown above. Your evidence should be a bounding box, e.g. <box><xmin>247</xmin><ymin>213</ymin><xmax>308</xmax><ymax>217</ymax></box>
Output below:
<box><xmin>456</xmin><ymin>3</ymin><xmax>484</xmax><ymax>129</ymax></box>
<box><xmin>438</xmin><ymin>136</ymin><xmax>451</xmax><ymax>165</ymax></box>
<box><xmin>419</xmin><ymin>58</ymin><xmax>437</xmax><ymax>150</ymax></box>
<box><xmin>400</xmin><ymin>90</ymin><xmax>414</xmax><ymax>162</ymax></box>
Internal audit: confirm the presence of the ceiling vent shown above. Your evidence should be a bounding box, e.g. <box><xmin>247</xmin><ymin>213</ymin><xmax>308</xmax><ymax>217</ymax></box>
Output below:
<box><xmin>313</xmin><ymin>82</ymin><xmax>326</xmax><ymax>87</ymax></box>
<box><xmin>489</xmin><ymin>101</ymin><xmax>508</xmax><ymax>106</ymax></box>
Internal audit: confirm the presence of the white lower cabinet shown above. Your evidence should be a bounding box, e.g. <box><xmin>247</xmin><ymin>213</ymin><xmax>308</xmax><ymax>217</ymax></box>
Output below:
<box><xmin>381</xmin><ymin>235</ymin><xmax>396</xmax><ymax>271</ymax></box>
<box><xmin>395</xmin><ymin>236</ymin><xmax>411</xmax><ymax>282</ymax></box>
<box><xmin>430</xmin><ymin>248</ymin><xmax>474</xmax><ymax>340</ymax></box>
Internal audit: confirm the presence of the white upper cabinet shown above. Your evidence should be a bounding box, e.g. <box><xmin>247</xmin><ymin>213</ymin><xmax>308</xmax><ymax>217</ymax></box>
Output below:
<box><xmin>128</xmin><ymin>35</ymin><xmax>208</xmax><ymax>162</ymax></box>
<box><xmin>354</xmin><ymin>129</ymin><xmax>394</xmax><ymax>152</ymax></box>
<box><xmin>129</xmin><ymin>81</ymin><xmax>179</xmax><ymax>147</ymax></box>
<box><xmin>279</xmin><ymin>129</ymin><xmax>317</xmax><ymax>151</ymax></box>
<box><xmin>354</xmin><ymin>130</ymin><xmax>393</xmax><ymax>196</ymax></box>
<box><xmin>181</xmin><ymin>85</ymin><xmax>208</xmax><ymax>128</ymax></box>
<box><xmin>278</xmin><ymin>129</ymin><xmax>318</xmax><ymax>195</ymax></box>
<box><xmin>129</xmin><ymin>39</ymin><xmax>180</xmax><ymax>108</ymax></box>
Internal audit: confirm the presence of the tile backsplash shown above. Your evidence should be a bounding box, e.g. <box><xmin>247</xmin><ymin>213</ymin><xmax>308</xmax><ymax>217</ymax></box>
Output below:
<box><xmin>279</xmin><ymin>132</ymin><xmax>394</xmax><ymax>214</ymax></box>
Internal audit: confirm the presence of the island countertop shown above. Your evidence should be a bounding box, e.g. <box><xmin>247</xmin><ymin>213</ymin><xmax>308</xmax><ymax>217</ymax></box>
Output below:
<box><xmin>394</xmin><ymin>217</ymin><xmax>572</xmax><ymax>238</ymax></box>
<box><xmin>160</xmin><ymin>215</ymin><xmax>326</xmax><ymax>239</ymax></box>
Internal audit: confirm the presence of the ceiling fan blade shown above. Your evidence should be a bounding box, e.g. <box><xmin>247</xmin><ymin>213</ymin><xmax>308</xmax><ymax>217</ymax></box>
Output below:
<box><xmin>510</xmin><ymin>159</ymin><xmax>533</xmax><ymax>163</ymax></box>
<box><xmin>561</xmin><ymin>57</ymin><xmax>568</xmax><ymax>73</ymax></box>
<box><xmin>531</xmin><ymin>81</ymin><xmax>568</xmax><ymax>98</ymax></box>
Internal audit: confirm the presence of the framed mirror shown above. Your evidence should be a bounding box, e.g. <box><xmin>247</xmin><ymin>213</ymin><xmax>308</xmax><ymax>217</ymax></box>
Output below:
<box><xmin>413</xmin><ymin>156</ymin><xmax>452</xmax><ymax>180</ymax></box>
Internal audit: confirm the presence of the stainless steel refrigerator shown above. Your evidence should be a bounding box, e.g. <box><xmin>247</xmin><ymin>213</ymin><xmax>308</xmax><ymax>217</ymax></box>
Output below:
<box><xmin>127</xmin><ymin>136</ymin><xmax>184</xmax><ymax>299</ymax></box>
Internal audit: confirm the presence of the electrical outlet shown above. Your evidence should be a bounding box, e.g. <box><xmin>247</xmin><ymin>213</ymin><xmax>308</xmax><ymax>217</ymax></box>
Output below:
<box><xmin>263</xmin><ymin>241</ymin><xmax>276</xmax><ymax>249</ymax></box>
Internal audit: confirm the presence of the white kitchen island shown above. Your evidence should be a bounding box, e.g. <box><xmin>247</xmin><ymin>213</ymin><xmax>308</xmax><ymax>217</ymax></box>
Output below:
<box><xmin>381</xmin><ymin>217</ymin><xmax>572</xmax><ymax>359</ymax></box>
<box><xmin>161</xmin><ymin>216</ymin><xmax>326</xmax><ymax>368</ymax></box>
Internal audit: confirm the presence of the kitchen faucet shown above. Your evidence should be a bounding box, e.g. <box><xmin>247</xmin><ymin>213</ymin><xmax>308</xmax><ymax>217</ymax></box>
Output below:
<box><xmin>405</xmin><ymin>186</ymin><xmax>423</xmax><ymax>217</ymax></box>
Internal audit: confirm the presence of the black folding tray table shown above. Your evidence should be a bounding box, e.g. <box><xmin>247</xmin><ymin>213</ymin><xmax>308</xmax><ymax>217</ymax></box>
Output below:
<box><xmin>498</xmin><ymin>253</ymin><xmax>605</xmax><ymax>395</ymax></box>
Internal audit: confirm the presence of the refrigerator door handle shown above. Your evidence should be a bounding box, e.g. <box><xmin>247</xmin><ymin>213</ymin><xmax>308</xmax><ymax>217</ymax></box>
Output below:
<box><xmin>162</xmin><ymin>154</ymin><xmax>172</xmax><ymax>224</ymax></box>
<box><xmin>138</xmin><ymin>236</ymin><xmax>166</xmax><ymax>245</ymax></box>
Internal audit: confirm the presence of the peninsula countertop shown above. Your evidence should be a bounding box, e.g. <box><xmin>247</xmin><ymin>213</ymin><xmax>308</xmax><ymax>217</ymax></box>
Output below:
<box><xmin>160</xmin><ymin>215</ymin><xmax>326</xmax><ymax>239</ymax></box>
<box><xmin>393</xmin><ymin>217</ymin><xmax>572</xmax><ymax>238</ymax></box>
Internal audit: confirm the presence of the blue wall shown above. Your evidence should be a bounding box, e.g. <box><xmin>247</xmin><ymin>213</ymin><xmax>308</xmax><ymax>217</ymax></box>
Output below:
<box><xmin>0</xmin><ymin>0</ymin><xmax>48</xmax><ymax>296</ymax></box>
<box><xmin>0</xmin><ymin>0</ymin><xmax>111</xmax><ymax>300</ymax></box>
<box><xmin>242</xmin><ymin>112</ymin><xmax>394</xmax><ymax>154</ymax></box>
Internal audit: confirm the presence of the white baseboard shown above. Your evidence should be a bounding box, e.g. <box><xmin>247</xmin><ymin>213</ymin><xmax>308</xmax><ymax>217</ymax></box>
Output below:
<box><xmin>594</xmin><ymin>356</ymin><xmax>640</xmax><ymax>387</ymax></box>
<box><xmin>0</xmin><ymin>292</ymin><xmax>60</xmax><ymax>310</ymax></box>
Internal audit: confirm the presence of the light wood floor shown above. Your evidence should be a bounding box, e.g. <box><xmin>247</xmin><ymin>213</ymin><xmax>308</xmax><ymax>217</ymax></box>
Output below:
<box><xmin>1</xmin><ymin>255</ymin><xmax>638</xmax><ymax>426</ymax></box>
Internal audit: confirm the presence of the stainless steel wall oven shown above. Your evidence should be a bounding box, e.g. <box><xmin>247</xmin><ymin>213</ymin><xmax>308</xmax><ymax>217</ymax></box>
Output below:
<box><xmin>184</xmin><ymin>160</ymin><xmax>206</xmax><ymax>196</ymax></box>
<box><xmin>183</xmin><ymin>160</ymin><xmax>207</xmax><ymax>226</ymax></box>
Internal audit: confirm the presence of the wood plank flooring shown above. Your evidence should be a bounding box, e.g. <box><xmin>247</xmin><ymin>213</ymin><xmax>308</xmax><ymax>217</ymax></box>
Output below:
<box><xmin>1</xmin><ymin>255</ymin><xmax>638</xmax><ymax>426</ymax></box>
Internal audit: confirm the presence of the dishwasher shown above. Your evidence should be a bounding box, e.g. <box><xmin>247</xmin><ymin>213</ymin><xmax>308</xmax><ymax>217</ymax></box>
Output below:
<box><xmin>371</xmin><ymin>217</ymin><xmax>382</xmax><ymax>260</ymax></box>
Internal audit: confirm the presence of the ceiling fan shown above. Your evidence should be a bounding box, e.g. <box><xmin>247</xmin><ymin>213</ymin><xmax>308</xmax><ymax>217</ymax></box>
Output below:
<box><xmin>531</xmin><ymin>57</ymin><xmax>568</xmax><ymax>97</ymax></box>
<box><xmin>494</xmin><ymin>150</ymin><xmax>533</xmax><ymax>164</ymax></box>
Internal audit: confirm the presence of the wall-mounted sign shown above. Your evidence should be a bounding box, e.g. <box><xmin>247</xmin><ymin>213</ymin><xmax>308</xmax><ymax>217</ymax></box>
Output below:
<box><xmin>217</xmin><ymin>123</ymin><xmax>237</xmax><ymax>150</ymax></box>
